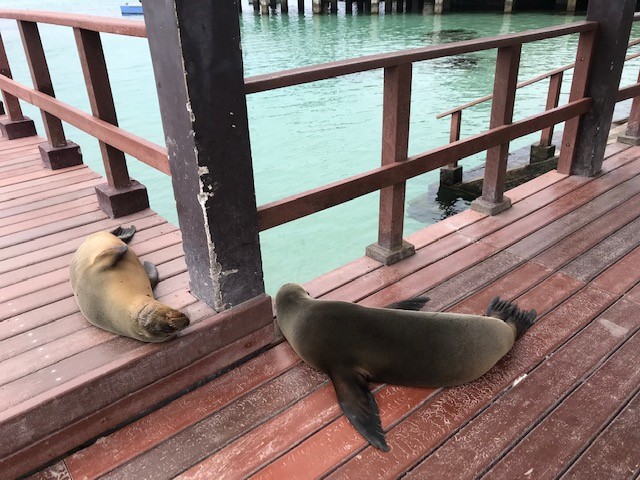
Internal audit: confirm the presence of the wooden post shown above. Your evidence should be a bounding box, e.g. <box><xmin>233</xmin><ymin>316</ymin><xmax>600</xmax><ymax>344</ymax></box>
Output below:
<box><xmin>253</xmin><ymin>0</ymin><xmax>260</xmax><ymax>13</ymax></box>
<box><xmin>144</xmin><ymin>0</ymin><xmax>266</xmax><ymax>311</ymax></box>
<box><xmin>261</xmin><ymin>0</ymin><xmax>269</xmax><ymax>14</ymax></box>
<box><xmin>504</xmin><ymin>0</ymin><xmax>514</xmax><ymax>13</ymax></box>
<box><xmin>530</xmin><ymin>71</ymin><xmax>563</xmax><ymax>163</ymax></box>
<box><xmin>74</xmin><ymin>27</ymin><xmax>149</xmax><ymax>218</ymax></box>
<box><xmin>397</xmin><ymin>0</ymin><xmax>404</xmax><ymax>13</ymax></box>
<box><xmin>619</xmin><ymin>68</ymin><xmax>640</xmax><ymax>145</ymax></box>
<box><xmin>558</xmin><ymin>0</ymin><xmax>635</xmax><ymax>176</ymax></box>
<box><xmin>298</xmin><ymin>0</ymin><xmax>305</xmax><ymax>13</ymax></box>
<box><xmin>18</xmin><ymin>21</ymin><xmax>82</xmax><ymax>170</ymax></box>
<box><xmin>0</xmin><ymin>32</ymin><xmax>36</xmax><ymax>140</ymax></box>
<box><xmin>282</xmin><ymin>0</ymin><xmax>289</xmax><ymax>13</ymax></box>
<box><xmin>440</xmin><ymin>110</ymin><xmax>463</xmax><ymax>186</ymax></box>
<box><xmin>366</xmin><ymin>64</ymin><xmax>415</xmax><ymax>265</ymax></box>
<box><xmin>471</xmin><ymin>44</ymin><xmax>521</xmax><ymax>215</ymax></box>
<box><xmin>347</xmin><ymin>0</ymin><xmax>354</xmax><ymax>13</ymax></box>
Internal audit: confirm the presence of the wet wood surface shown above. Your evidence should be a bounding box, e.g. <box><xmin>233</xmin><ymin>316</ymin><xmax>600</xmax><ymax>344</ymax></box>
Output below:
<box><xmin>0</xmin><ymin>133</ymin><xmax>274</xmax><ymax>479</ymax></box>
<box><xmin>9</xmin><ymin>137</ymin><xmax>640</xmax><ymax>479</ymax></box>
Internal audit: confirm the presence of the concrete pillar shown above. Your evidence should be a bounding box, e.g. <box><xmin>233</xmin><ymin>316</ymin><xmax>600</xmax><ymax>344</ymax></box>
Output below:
<box><xmin>504</xmin><ymin>0</ymin><xmax>514</xmax><ymax>13</ymax></box>
<box><xmin>330</xmin><ymin>0</ymin><xmax>338</xmax><ymax>13</ymax></box>
<box><xmin>298</xmin><ymin>0</ymin><xmax>304</xmax><ymax>13</ymax></box>
<box><xmin>347</xmin><ymin>0</ymin><xmax>354</xmax><ymax>13</ymax></box>
<box><xmin>261</xmin><ymin>0</ymin><xmax>269</xmax><ymax>14</ymax></box>
<box><xmin>144</xmin><ymin>0</ymin><xmax>266</xmax><ymax>310</ymax></box>
<box><xmin>313</xmin><ymin>0</ymin><xmax>323</xmax><ymax>13</ymax></box>
<box><xmin>372</xmin><ymin>0</ymin><xmax>379</xmax><ymax>13</ymax></box>
<box><xmin>562</xmin><ymin>0</ymin><xmax>636</xmax><ymax>176</ymax></box>
<box><xmin>282</xmin><ymin>0</ymin><xmax>289</xmax><ymax>13</ymax></box>
<box><xmin>253</xmin><ymin>0</ymin><xmax>260</xmax><ymax>12</ymax></box>
<box><xmin>384</xmin><ymin>0</ymin><xmax>392</xmax><ymax>13</ymax></box>
<box><xmin>567</xmin><ymin>0</ymin><xmax>577</xmax><ymax>11</ymax></box>
<box><xmin>434</xmin><ymin>0</ymin><xmax>443</xmax><ymax>14</ymax></box>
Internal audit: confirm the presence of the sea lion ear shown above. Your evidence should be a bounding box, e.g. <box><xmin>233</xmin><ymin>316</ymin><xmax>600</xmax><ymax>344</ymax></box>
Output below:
<box><xmin>330</xmin><ymin>370</ymin><xmax>389</xmax><ymax>452</ymax></box>
<box><xmin>94</xmin><ymin>245</ymin><xmax>129</xmax><ymax>269</ymax></box>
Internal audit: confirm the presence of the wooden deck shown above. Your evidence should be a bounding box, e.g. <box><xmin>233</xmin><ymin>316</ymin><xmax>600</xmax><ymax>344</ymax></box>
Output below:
<box><xmin>0</xmin><ymin>131</ymin><xmax>274</xmax><ymax>479</ymax></box>
<box><xmin>3</xmin><ymin>131</ymin><xmax>640</xmax><ymax>479</ymax></box>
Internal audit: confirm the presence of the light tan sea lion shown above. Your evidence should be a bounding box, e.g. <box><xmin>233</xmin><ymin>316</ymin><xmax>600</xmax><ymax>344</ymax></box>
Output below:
<box><xmin>70</xmin><ymin>226</ymin><xmax>189</xmax><ymax>342</ymax></box>
<box><xmin>275</xmin><ymin>283</ymin><xmax>537</xmax><ymax>451</ymax></box>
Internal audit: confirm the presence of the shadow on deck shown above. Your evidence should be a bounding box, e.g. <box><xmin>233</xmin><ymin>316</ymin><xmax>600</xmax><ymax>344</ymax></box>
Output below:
<box><xmin>2</xmin><ymin>134</ymin><xmax>640</xmax><ymax>479</ymax></box>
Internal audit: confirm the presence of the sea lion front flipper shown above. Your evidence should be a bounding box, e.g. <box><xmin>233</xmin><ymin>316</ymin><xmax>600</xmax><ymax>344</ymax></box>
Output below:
<box><xmin>330</xmin><ymin>370</ymin><xmax>389</xmax><ymax>452</ymax></box>
<box><xmin>109</xmin><ymin>225</ymin><xmax>137</xmax><ymax>244</ymax></box>
<box><xmin>385</xmin><ymin>296</ymin><xmax>430</xmax><ymax>311</ymax></box>
<box><xmin>144</xmin><ymin>261</ymin><xmax>160</xmax><ymax>289</ymax></box>
<box><xmin>94</xmin><ymin>245</ymin><xmax>129</xmax><ymax>269</ymax></box>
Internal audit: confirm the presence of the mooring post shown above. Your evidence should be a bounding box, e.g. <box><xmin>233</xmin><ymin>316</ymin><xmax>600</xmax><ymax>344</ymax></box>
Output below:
<box><xmin>144</xmin><ymin>0</ymin><xmax>267</xmax><ymax>311</ymax></box>
<box><xmin>504</xmin><ymin>0</ymin><xmax>514</xmax><ymax>13</ymax></box>
<box><xmin>558</xmin><ymin>0</ymin><xmax>636</xmax><ymax>176</ymax></box>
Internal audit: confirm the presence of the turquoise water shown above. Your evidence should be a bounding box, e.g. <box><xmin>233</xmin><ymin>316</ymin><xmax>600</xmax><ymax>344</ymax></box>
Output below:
<box><xmin>1</xmin><ymin>1</ymin><xmax>639</xmax><ymax>294</ymax></box>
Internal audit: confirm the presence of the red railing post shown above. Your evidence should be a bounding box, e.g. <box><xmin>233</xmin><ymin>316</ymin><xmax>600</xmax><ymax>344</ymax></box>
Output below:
<box><xmin>366</xmin><ymin>63</ymin><xmax>415</xmax><ymax>265</ymax></box>
<box><xmin>618</xmin><ymin>67</ymin><xmax>640</xmax><ymax>145</ymax></box>
<box><xmin>74</xmin><ymin>27</ymin><xmax>149</xmax><ymax>218</ymax></box>
<box><xmin>530</xmin><ymin>71</ymin><xmax>563</xmax><ymax>163</ymax></box>
<box><xmin>471</xmin><ymin>44</ymin><xmax>521</xmax><ymax>215</ymax></box>
<box><xmin>440</xmin><ymin>109</ymin><xmax>464</xmax><ymax>186</ymax></box>
<box><xmin>0</xmin><ymin>32</ymin><xmax>36</xmax><ymax>140</ymax></box>
<box><xmin>557</xmin><ymin>28</ymin><xmax>596</xmax><ymax>174</ymax></box>
<box><xmin>17</xmin><ymin>20</ymin><xmax>82</xmax><ymax>169</ymax></box>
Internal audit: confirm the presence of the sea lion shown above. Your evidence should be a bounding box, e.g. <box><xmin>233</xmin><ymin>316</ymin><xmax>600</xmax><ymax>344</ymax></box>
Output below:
<box><xmin>275</xmin><ymin>283</ymin><xmax>537</xmax><ymax>451</ymax></box>
<box><xmin>70</xmin><ymin>226</ymin><xmax>189</xmax><ymax>342</ymax></box>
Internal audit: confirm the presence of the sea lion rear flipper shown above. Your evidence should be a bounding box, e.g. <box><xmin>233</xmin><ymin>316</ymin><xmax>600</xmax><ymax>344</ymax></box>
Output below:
<box><xmin>95</xmin><ymin>245</ymin><xmax>129</xmax><ymax>269</ymax></box>
<box><xmin>144</xmin><ymin>261</ymin><xmax>160</xmax><ymax>289</ymax></box>
<box><xmin>109</xmin><ymin>225</ymin><xmax>137</xmax><ymax>244</ymax></box>
<box><xmin>331</xmin><ymin>370</ymin><xmax>389</xmax><ymax>452</ymax></box>
<box><xmin>487</xmin><ymin>296</ymin><xmax>538</xmax><ymax>338</ymax></box>
<box><xmin>385</xmin><ymin>296</ymin><xmax>430</xmax><ymax>311</ymax></box>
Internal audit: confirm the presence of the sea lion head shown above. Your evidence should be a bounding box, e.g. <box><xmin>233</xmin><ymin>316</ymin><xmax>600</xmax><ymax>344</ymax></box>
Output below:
<box><xmin>275</xmin><ymin>283</ymin><xmax>310</xmax><ymax>306</ymax></box>
<box><xmin>135</xmin><ymin>301</ymin><xmax>190</xmax><ymax>342</ymax></box>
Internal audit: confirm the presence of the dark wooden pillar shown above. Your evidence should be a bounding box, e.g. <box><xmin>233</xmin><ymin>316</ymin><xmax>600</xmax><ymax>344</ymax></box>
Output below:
<box><xmin>560</xmin><ymin>0</ymin><xmax>636</xmax><ymax>176</ymax></box>
<box><xmin>144</xmin><ymin>0</ymin><xmax>266</xmax><ymax>311</ymax></box>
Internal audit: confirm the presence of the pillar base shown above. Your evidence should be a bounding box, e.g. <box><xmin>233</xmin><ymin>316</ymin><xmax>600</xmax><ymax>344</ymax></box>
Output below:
<box><xmin>0</xmin><ymin>116</ymin><xmax>37</xmax><ymax>140</ymax></box>
<box><xmin>617</xmin><ymin>133</ymin><xmax>640</xmax><ymax>146</ymax></box>
<box><xmin>530</xmin><ymin>143</ymin><xmax>556</xmax><ymax>164</ymax></box>
<box><xmin>39</xmin><ymin>141</ymin><xmax>83</xmax><ymax>170</ymax></box>
<box><xmin>471</xmin><ymin>196</ymin><xmax>512</xmax><ymax>215</ymax></box>
<box><xmin>439</xmin><ymin>165</ymin><xmax>463</xmax><ymax>187</ymax></box>
<box><xmin>366</xmin><ymin>239</ymin><xmax>415</xmax><ymax>266</ymax></box>
<box><xmin>95</xmin><ymin>180</ymin><xmax>150</xmax><ymax>218</ymax></box>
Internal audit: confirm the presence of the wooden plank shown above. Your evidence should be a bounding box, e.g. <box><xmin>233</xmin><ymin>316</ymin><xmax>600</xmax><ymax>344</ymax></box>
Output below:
<box><xmin>562</xmin><ymin>390</ymin><xmax>640</xmax><ymax>480</ymax></box>
<box><xmin>0</xmin><ymin>196</ymin><xmax>99</xmax><ymax>229</ymax></box>
<box><xmin>0</xmin><ymin>225</ymin><xmax>181</xmax><ymax>291</ymax></box>
<box><xmin>484</xmin><ymin>330</ymin><xmax>640</xmax><ymax>480</ymax></box>
<box><xmin>590</xmin><ymin>244</ymin><xmax>640</xmax><ymax>296</ymax></box>
<box><xmin>0</xmin><ymin>165</ymin><xmax>90</xmax><ymax>189</ymax></box>
<box><xmin>317</xmin><ymin>285</ymin><xmax>616</xmax><ymax>480</ymax></box>
<box><xmin>63</xmin><ymin>343</ymin><xmax>301</xmax><ymax>479</ymax></box>
<box><xmin>99</xmin><ymin>364</ymin><xmax>326</xmax><ymax>480</ymax></box>
<box><xmin>2</xmin><ymin>323</ymin><xmax>274</xmax><ymax>480</ymax></box>
<box><xmin>0</xmin><ymin>182</ymin><xmax>102</xmax><ymax>218</ymax></box>
<box><xmin>403</xmin><ymin>298</ymin><xmax>640</xmax><ymax>480</ymax></box>
<box><xmin>0</xmin><ymin>203</ymin><xmax>101</xmax><ymax>240</ymax></box>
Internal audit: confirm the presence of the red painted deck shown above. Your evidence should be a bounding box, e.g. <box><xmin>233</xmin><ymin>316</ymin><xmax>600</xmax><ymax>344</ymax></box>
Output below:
<box><xmin>0</xmin><ymin>131</ymin><xmax>274</xmax><ymax>480</ymax></box>
<box><xmin>3</xmin><ymin>131</ymin><xmax>640</xmax><ymax>479</ymax></box>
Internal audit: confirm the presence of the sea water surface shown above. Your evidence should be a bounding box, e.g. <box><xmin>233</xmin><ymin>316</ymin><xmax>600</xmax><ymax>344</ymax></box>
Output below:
<box><xmin>1</xmin><ymin>0</ymin><xmax>638</xmax><ymax>293</ymax></box>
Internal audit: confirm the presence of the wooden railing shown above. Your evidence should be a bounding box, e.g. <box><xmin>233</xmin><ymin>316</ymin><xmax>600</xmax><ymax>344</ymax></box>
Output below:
<box><xmin>435</xmin><ymin>37</ymin><xmax>640</xmax><ymax>176</ymax></box>
<box><xmin>0</xmin><ymin>6</ymin><xmax>639</xmax><ymax>306</ymax></box>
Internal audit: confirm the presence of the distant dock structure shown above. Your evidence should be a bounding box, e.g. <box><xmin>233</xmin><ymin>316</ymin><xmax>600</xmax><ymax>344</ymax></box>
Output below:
<box><xmin>249</xmin><ymin>0</ymin><xmax>591</xmax><ymax>15</ymax></box>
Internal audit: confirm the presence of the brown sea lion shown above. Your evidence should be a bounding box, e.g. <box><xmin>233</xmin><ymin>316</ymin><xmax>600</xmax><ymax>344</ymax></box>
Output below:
<box><xmin>275</xmin><ymin>283</ymin><xmax>537</xmax><ymax>451</ymax></box>
<box><xmin>70</xmin><ymin>226</ymin><xmax>189</xmax><ymax>342</ymax></box>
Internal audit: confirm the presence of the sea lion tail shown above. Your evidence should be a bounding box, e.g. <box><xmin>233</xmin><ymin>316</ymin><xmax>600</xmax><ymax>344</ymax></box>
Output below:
<box><xmin>486</xmin><ymin>296</ymin><xmax>537</xmax><ymax>338</ymax></box>
<box><xmin>109</xmin><ymin>225</ymin><xmax>137</xmax><ymax>244</ymax></box>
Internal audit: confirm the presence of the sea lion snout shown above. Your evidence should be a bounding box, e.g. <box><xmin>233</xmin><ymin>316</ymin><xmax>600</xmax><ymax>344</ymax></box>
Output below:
<box><xmin>137</xmin><ymin>302</ymin><xmax>190</xmax><ymax>340</ymax></box>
